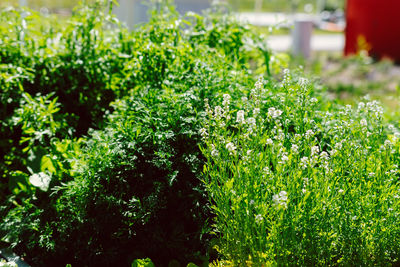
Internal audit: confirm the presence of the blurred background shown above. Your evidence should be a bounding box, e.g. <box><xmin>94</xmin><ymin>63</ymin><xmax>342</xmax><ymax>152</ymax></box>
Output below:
<box><xmin>0</xmin><ymin>0</ymin><xmax>345</xmax><ymax>12</ymax></box>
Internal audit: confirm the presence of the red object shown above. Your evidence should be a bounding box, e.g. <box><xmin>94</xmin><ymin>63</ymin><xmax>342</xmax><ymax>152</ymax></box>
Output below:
<box><xmin>345</xmin><ymin>0</ymin><xmax>400</xmax><ymax>61</ymax></box>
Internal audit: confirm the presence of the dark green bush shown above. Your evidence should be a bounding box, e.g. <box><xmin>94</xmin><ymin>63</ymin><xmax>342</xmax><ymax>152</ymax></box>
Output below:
<box><xmin>1</xmin><ymin>1</ymin><xmax>271</xmax><ymax>266</ymax></box>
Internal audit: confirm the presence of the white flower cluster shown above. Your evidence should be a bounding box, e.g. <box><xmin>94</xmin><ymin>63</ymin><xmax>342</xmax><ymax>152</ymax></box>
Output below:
<box><xmin>273</xmin><ymin>190</ymin><xmax>288</xmax><ymax>209</ymax></box>
<box><xmin>211</xmin><ymin>144</ymin><xmax>219</xmax><ymax>157</ymax></box>
<box><xmin>199</xmin><ymin>127</ymin><xmax>208</xmax><ymax>139</ymax></box>
<box><xmin>29</xmin><ymin>172</ymin><xmax>51</xmax><ymax>191</ymax></box>
<box><xmin>268</xmin><ymin>107</ymin><xmax>283</xmax><ymax>119</ymax></box>
<box><xmin>255</xmin><ymin>214</ymin><xmax>264</xmax><ymax>224</ymax></box>
<box><xmin>236</xmin><ymin>110</ymin><xmax>245</xmax><ymax>124</ymax></box>
<box><xmin>305</xmin><ymin>130</ymin><xmax>314</xmax><ymax>139</ymax></box>
<box><xmin>282</xmin><ymin>69</ymin><xmax>290</xmax><ymax>87</ymax></box>
<box><xmin>226</xmin><ymin>142</ymin><xmax>237</xmax><ymax>155</ymax></box>
<box><xmin>291</xmin><ymin>144</ymin><xmax>299</xmax><ymax>154</ymax></box>
<box><xmin>300</xmin><ymin>156</ymin><xmax>309</xmax><ymax>170</ymax></box>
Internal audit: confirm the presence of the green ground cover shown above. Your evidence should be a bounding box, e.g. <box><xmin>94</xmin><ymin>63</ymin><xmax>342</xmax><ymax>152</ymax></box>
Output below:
<box><xmin>1</xmin><ymin>1</ymin><xmax>400</xmax><ymax>266</ymax></box>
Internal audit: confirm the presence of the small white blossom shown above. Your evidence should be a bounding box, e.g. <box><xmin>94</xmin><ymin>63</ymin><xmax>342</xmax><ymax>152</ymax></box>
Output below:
<box><xmin>226</xmin><ymin>142</ymin><xmax>237</xmax><ymax>155</ymax></box>
<box><xmin>222</xmin><ymin>94</ymin><xmax>231</xmax><ymax>107</ymax></box>
<box><xmin>253</xmin><ymin>108</ymin><xmax>260</xmax><ymax>117</ymax></box>
<box><xmin>311</xmin><ymin>146</ymin><xmax>320</xmax><ymax>156</ymax></box>
<box><xmin>255</xmin><ymin>78</ymin><xmax>263</xmax><ymax>90</ymax></box>
<box><xmin>214</xmin><ymin>106</ymin><xmax>223</xmax><ymax>120</ymax></box>
<box><xmin>255</xmin><ymin>214</ymin><xmax>263</xmax><ymax>224</ymax></box>
<box><xmin>29</xmin><ymin>172</ymin><xmax>51</xmax><ymax>191</ymax></box>
<box><xmin>330</xmin><ymin>149</ymin><xmax>338</xmax><ymax>156</ymax></box>
<box><xmin>268</xmin><ymin>107</ymin><xmax>283</xmax><ymax>119</ymax></box>
<box><xmin>299</xmin><ymin>77</ymin><xmax>308</xmax><ymax>87</ymax></box>
<box><xmin>279</xmin><ymin>152</ymin><xmax>289</xmax><ymax>164</ymax></box>
<box><xmin>291</xmin><ymin>144</ymin><xmax>299</xmax><ymax>154</ymax></box>
<box><xmin>211</xmin><ymin>144</ymin><xmax>219</xmax><ymax>157</ymax></box>
<box><xmin>236</xmin><ymin>110</ymin><xmax>245</xmax><ymax>124</ymax></box>
<box><xmin>320</xmin><ymin>151</ymin><xmax>329</xmax><ymax>160</ymax></box>
<box><xmin>338</xmin><ymin>189</ymin><xmax>344</xmax><ymax>194</ymax></box>
<box><xmin>300</xmin><ymin>157</ymin><xmax>309</xmax><ymax>169</ymax></box>
<box><xmin>310</xmin><ymin>97</ymin><xmax>318</xmax><ymax>104</ymax></box>
<box><xmin>384</xmin><ymin>139</ymin><xmax>392</xmax><ymax>148</ymax></box>
<box><xmin>263</xmin><ymin>166</ymin><xmax>272</xmax><ymax>176</ymax></box>
<box><xmin>360</xmin><ymin>118</ymin><xmax>367</xmax><ymax>127</ymax></box>
<box><xmin>266</xmin><ymin>138</ymin><xmax>273</xmax><ymax>145</ymax></box>
<box><xmin>273</xmin><ymin>191</ymin><xmax>288</xmax><ymax>209</ymax></box>
<box><xmin>199</xmin><ymin>128</ymin><xmax>208</xmax><ymax>139</ymax></box>
<box><xmin>247</xmin><ymin>117</ymin><xmax>256</xmax><ymax>128</ymax></box>
<box><xmin>305</xmin><ymin>130</ymin><xmax>314</xmax><ymax>139</ymax></box>
<box><xmin>335</xmin><ymin>142</ymin><xmax>343</xmax><ymax>150</ymax></box>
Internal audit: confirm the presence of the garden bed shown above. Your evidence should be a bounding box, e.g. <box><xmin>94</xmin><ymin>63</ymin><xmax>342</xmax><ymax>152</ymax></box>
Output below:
<box><xmin>1</xmin><ymin>1</ymin><xmax>400</xmax><ymax>266</ymax></box>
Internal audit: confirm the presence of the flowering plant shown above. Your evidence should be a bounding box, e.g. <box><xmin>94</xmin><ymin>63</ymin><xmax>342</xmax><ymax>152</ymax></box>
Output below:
<box><xmin>201</xmin><ymin>70</ymin><xmax>400</xmax><ymax>265</ymax></box>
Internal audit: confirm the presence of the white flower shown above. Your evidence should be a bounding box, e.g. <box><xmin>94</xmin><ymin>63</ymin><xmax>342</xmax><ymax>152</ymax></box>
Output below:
<box><xmin>266</xmin><ymin>138</ymin><xmax>273</xmax><ymax>145</ymax></box>
<box><xmin>291</xmin><ymin>144</ymin><xmax>299</xmax><ymax>154</ymax></box>
<box><xmin>255</xmin><ymin>78</ymin><xmax>263</xmax><ymax>90</ymax></box>
<box><xmin>236</xmin><ymin>110</ymin><xmax>245</xmax><ymax>124</ymax></box>
<box><xmin>300</xmin><ymin>157</ymin><xmax>309</xmax><ymax>169</ymax></box>
<box><xmin>320</xmin><ymin>151</ymin><xmax>329</xmax><ymax>160</ymax></box>
<box><xmin>384</xmin><ymin>139</ymin><xmax>392</xmax><ymax>148</ymax></box>
<box><xmin>29</xmin><ymin>172</ymin><xmax>51</xmax><ymax>191</ymax></box>
<box><xmin>199</xmin><ymin>128</ymin><xmax>208</xmax><ymax>139</ymax></box>
<box><xmin>241</xmin><ymin>96</ymin><xmax>248</xmax><ymax>102</ymax></box>
<box><xmin>360</xmin><ymin>118</ymin><xmax>367</xmax><ymax>127</ymax></box>
<box><xmin>279</xmin><ymin>152</ymin><xmax>289</xmax><ymax>164</ymax></box>
<box><xmin>335</xmin><ymin>142</ymin><xmax>343</xmax><ymax>150</ymax></box>
<box><xmin>273</xmin><ymin>191</ymin><xmax>288</xmax><ymax>209</ymax></box>
<box><xmin>214</xmin><ymin>105</ymin><xmax>223</xmax><ymax>120</ymax></box>
<box><xmin>263</xmin><ymin>166</ymin><xmax>272</xmax><ymax>176</ymax></box>
<box><xmin>338</xmin><ymin>189</ymin><xmax>344</xmax><ymax>194</ymax></box>
<box><xmin>311</xmin><ymin>146</ymin><xmax>320</xmax><ymax>156</ymax></box>
<box><xmin>226</xmin><ymin>142</ymin><xmax>236</xmax><ymax>154</ymax></box>
<box><xmin>299</xmin><ymin>77</ymin><xmax>308</xmax><ymax>87</ymax></box>
<box><xmin>211</xmin><ymin>144</ymin><xmax>219</xmax><ymax>157</ymax></box>
<box><xmin>253</xmin><ymin>108</ymin><xmax>260</xmax><ymax>117</ymax></box>
<box><xmin>310</xmin><ymin>97</ymin><xmax>318</xmax><ymax>104</ymax></box>
<box><xmin>305</xmin><ymin>130</ymin><xmax>314</xmax><ymax>139</ymax></box>
<box><xmin>222</xmin><ymin>94</ymin><xmax>231</xmax><ymax>107</ymax></box>
<box><xmin>255</xmin><ymin>214</ymin><xmax>263</xmax><ymax>224</ymax></box>
<box><xmin>247</xmin><ymin>117</ymin><xmax>256</xmax><ymax>128</ymax></box>
<box><xmin>268</xmin><ymin>107</ymin><xmax>283</xmax><ymax>119</ymax></box>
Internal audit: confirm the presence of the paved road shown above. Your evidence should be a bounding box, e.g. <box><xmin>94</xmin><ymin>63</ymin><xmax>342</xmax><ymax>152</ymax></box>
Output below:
<box><xmin>237</xmin><ymin>12</ymin><xmax>345</xmax><ymax>52</ymax></box>
<box><xmin>267</xmin><ymin>34</ymin><xmax>344</xmax><ymax>52</ymax></box>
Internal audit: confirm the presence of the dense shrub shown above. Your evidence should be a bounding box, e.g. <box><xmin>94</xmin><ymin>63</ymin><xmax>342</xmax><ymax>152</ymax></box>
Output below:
<box><xmin>1</xmin><ymin>1</ymin><xmax>270</xmax><ymax>266</ymax></box>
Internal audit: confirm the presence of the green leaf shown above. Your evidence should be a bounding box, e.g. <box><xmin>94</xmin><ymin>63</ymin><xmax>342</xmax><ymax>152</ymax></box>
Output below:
<box><xmin>131</xmin><ymin>258</ymin><xmax>155</xmax><ymax>267</ymax></box>
<box><xmin>41</xmin><ymin>155</ymin><xmax>56</xmax><ymax>174</ymax></box>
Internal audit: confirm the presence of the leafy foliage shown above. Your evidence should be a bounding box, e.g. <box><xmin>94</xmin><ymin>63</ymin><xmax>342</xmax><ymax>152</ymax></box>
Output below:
<box><xmin>0</xmin><ymin>1</ymin><xmax>270</xmax><ymax>266</ymax></box>
<box><xmin>202</xmin><ymin>71</ymin><xmax>400</xmax><ymax>266</ymax></box>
